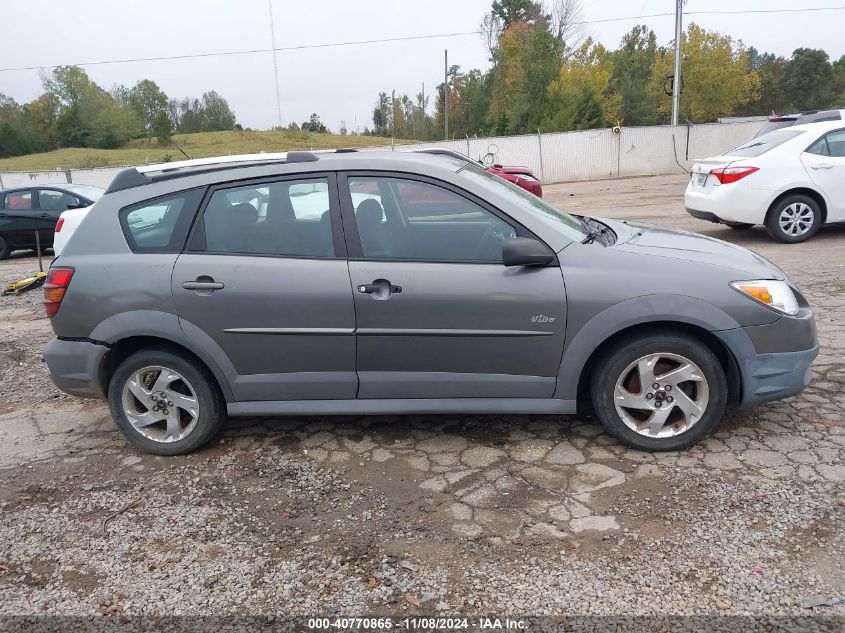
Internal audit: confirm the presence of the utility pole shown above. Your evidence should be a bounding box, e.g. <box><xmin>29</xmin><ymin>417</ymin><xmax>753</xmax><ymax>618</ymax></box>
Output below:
<box><xmin>671</xmin><ymin>0</ymin><xmax>684</xmax><ymax>126</ymax></box>
<box><xmin>391</xmin><ymin>89</ymin><xmax>396</xmax><ymax>137</ymax></box>
<box><xmin>444</xmin><ymin>50</ymin><xmax>449</xmax><ymax>140</ymax></box>
<box><xmin>267</xmin><ymin>0</ymin><xmax>283</xmax><ymax>129</ymax></box>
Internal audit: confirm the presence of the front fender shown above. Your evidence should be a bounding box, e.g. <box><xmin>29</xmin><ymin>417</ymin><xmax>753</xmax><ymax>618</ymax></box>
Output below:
<box><xmin>553</xmin><ymin>294</ymin><xmax>741</xmax><ymax>400</ymax></box>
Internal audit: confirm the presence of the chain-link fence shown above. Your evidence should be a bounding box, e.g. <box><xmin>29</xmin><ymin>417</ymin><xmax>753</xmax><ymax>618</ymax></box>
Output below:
<box><xmin>0</xmin><ymin>121</ymin><xmax>764</xmax><ymax>191</ymax></box>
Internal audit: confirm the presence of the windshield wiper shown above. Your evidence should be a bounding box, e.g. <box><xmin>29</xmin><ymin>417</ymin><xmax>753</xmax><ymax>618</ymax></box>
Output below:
<box><xmin>580</xmin><ymin>215</ymin><xmax>601</xmax><ymax>244</ymax></box>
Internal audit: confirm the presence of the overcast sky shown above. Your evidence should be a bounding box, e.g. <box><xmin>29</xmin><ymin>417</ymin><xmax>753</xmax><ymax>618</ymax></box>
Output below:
<box><xmin>1</xmin><ymin>0</ymin><xmax>843</xmax><ymax>133</ymax></box>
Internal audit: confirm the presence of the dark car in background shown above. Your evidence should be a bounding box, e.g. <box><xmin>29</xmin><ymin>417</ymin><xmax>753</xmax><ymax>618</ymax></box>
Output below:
<box><xmin>0</xmin><ymin>184</ymin><xmax>103</xmax><ymax>259</ymax></box>
<box><xmin>753</xmin><ymin>108</ymin><xmax>845</xmax><ymax>138</ymax></box>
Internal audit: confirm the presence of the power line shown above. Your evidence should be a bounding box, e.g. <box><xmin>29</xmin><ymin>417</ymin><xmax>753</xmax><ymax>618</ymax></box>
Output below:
<box><xmin>1</xmin><ymin>5</ymin><xmax>843</xmax><ymax>73</ymax></box>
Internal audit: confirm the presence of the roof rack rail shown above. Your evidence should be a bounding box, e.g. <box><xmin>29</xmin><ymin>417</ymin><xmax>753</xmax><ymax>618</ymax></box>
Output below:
<box><xmin>105</xmin><ymin>151</ymin><xmax>325</xmax><ymax>194</ymax></box>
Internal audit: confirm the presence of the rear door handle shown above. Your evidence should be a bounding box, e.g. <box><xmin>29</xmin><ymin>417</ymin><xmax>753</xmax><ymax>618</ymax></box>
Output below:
<box><xmin>182</xmin><ymin>277</ymin><xmax>224</xmax><ymax>294</ymax></box>
<box><xmin>810</xmin><ymin>164</ymin><xmax>833</xmax><ymax>170</ymax></box>
<box><xmin>38</xmin><ymin>213</ymin><xmax>51</xmax><ymax>219</ymax></box>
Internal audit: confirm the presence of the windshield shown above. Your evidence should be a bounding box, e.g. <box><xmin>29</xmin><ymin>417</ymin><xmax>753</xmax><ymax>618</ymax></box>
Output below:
<box><xmin>727</xmin><ymin>129</ymin><xmax>803</xmax><ymax>157</ymax></box>
<box><xmin>457</xmin><ymin>163</ymin><xmax>585</xmax><ymax>242</ymax></box>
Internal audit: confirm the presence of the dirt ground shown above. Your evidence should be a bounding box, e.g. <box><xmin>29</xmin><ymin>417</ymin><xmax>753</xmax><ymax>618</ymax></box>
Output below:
<box><xmin>0</xmin><ymin>174</ymin><xmax>842</xmax><ymax>630</ymax></box>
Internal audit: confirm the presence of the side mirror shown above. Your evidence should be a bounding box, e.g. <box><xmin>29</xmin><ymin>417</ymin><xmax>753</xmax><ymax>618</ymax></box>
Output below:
<box><xmin>502</xmin><ymin>237</ymin><xmax>555</xmax><ymax>267</ymax></box>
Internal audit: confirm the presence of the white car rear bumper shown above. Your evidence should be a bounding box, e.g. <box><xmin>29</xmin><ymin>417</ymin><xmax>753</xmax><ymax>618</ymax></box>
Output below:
<box><xmin>684</xmin><ymin>180</ymin><xmax>774</xmax><ymax>225</ymax></box>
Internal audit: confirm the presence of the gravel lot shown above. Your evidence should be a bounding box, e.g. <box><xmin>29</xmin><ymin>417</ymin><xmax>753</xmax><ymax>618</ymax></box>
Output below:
<box><xmin>0</xmin><ymin>174</ymin><xmax>842</xmax><ymax>631</ymax></box>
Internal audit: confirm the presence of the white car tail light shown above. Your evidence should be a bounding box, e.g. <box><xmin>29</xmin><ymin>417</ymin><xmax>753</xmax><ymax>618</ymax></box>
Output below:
<box><xmin>709</xmin><ymin>166</ymin><xmax>759</xmax><ymax>185</ymax></box>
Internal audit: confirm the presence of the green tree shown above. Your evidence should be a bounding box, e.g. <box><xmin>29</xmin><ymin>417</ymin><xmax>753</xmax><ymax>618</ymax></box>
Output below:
<box><xmin>300</xmin><ymin>113</ymin><xmax>328</xmax><ymax>133</ymax></box>
<box><xmin>781</xmin><ymin>48</ymin><xmax>834</xmax><ymax>110</ymax></box>
<box><xmin>542</xmin><ymin>39</ymin><xmax>620</xmax><ymax>131</ymax></box>
<box><xmin>610</xmin><ymin>25</ymin><xmax>659</xmax><ymax>125</ymax></box>
<box><xmin>491</xmin><ymin>0</ymin><xmax>545</xmax><ymax>27</ymax></box>
<box><xmin>128</xmin><ymin>79</ymin><xmax>171</xmax><ymax>139</ymax></box>
<box><xmin>833</xmin><ymin>55</ymin><xmax>845</xmax><ymax>106</ymax></box>
<box><xmin>648</xmin><ymin>24</ymin><xmax>760</xmax><ymax>122</ymax></box>
<box><xmin>371</xmin><ymin>92</ymin><xmax>390</xmax><ymax>136</ymax></box>
<box><xmin>200</xmin><ymin>91</ymin><xmax>236</xmax><ymax>131</ymax></box>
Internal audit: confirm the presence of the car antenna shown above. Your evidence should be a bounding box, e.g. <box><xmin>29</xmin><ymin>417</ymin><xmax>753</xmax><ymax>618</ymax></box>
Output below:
<box><xmin>173</xmin><ymin>144</ymin><xmax>191</xmax><ymax>160</ymax></box>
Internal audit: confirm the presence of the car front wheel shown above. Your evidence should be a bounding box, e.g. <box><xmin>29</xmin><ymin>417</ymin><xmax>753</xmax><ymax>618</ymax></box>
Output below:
<box><xmin>590</xmin><ymin>333</ymin><xmax>727</xmax><ymax>451</ymax></box>
<box><xmin>765</xmin><ymin>195</ymin><xmax>822</xmax><ymax>243</ymax></box>
<box><xmin>107</xmin><ymin>347</ymin><xmax>224</xmax><ymax>455</ymax></box>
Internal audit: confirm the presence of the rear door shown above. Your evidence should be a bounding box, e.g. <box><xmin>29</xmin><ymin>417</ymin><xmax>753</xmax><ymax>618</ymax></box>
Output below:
<box><xmin>339</xmin><ymin>172</ymin><xmax>567</xmax><ymax>400</ymax></box>
<box><xmin>0</xmin><ymin>189</ymin><xmax>38</xmax><ymax>248</ymax></box>
<box><xmin>801</xmin><ymin>128</ymin><xmax>845</xmax><ymax>221</ymax></box>
<box><xmin>36</xmin><ymin>189</ymin><xmax>82</xmax><ymax>244</ymax></box>
<box><xmin>171</xmin><ymin>173</ymin><xmax>358</xmax><ymax>402</ymax></box>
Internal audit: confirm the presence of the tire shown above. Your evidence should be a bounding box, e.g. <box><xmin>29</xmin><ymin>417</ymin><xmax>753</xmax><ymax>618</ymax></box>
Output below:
<box><xmin>0</xmin><ymin>235</ymin><xmax>10</xmax><ymax>260</ymax></box>
<box><xmin>722</xmin><ymin>221</ymin><xmax>753</xmax><ymax>229</ymax></box>
<box><xmin>107</xmin><ymin>346</ymin><xmax>225</xmax><ymax>455</ymax></box>
<box><xmin>590</xmin><ymin>332</ymin><xmax>728</xmax><ymax>451</ymax></box>
<box><xmin>765</xmin><ymin>194</ymin><xmax>822</xmax><ymax>243</ymax></box>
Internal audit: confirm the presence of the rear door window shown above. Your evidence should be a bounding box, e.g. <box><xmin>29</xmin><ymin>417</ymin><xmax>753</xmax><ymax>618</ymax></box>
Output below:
<box><xmin>824</xmin><ymin>129</ymin><xmax>845</xmax><ymax>157</ymax></box>
<box><xmin>197</xmin><ymin>177</ymin><xmax>336</xmax><ymax>257</ymax></box>
<box><xmin>3</xmin><ymin>190</ymin><xmax>32</xmax><ymax>210</ymax></box>
<box><xmin>119</xmin><ymin>189</ymin><xmax>204</xmax><ymax>252</ymax></box>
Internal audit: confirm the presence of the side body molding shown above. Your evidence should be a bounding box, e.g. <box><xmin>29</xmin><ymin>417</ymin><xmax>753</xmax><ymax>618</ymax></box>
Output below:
<box><xmin>553</xmin><ymin>294</ymin><xmax>743</xmax><ymax>400</ymax></box>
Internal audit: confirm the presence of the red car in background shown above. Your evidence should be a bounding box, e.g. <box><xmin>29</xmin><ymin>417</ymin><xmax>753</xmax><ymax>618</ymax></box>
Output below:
<box><xmin>415</xmin><ymin>148</ymin><xmax>543</xmax><ymax>197</ymax></box>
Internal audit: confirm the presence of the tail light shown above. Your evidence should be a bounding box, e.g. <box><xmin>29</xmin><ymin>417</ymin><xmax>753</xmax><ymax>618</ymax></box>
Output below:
<box><xmin>44</xmin><ymin>267</ymin><xmax>74</xmax><ymax>318</ymax></box>
<box><xmin>709</xmin><ymin>166</ymin><xmax>759</xmax><ymax>184</ymax></box>
<box><xmin>55</xmin><ymin>218</ymin><xmax>64</xmax><ymax>232</ymax></box>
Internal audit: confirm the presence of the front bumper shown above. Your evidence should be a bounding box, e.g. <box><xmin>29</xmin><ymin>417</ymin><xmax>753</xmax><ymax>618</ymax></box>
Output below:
<box><xmin>43</xmin><ymin>337</ymin><xmax>108</xmax><ymax>399</ymax></box>
<box><xmin>715</xmin><ymin>322</ymin><xmax>818</xmax><ymax>408</ymax></box>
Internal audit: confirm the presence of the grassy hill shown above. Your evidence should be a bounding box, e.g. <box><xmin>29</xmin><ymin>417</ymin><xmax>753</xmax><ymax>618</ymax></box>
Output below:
<box><xmin>0</xmin><ymin>129</ymin><xmax>402</xmax><ymax>172</ymax></box>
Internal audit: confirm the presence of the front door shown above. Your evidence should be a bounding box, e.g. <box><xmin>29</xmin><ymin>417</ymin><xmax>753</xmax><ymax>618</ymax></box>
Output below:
<box><xmin>172</xmin><ymin>173</ymin><xmax>357</xmax><ymax>402</ymax></box>
<box><xmin>801</xmin><ymin>127</ymin><xmax>845</xmax><ymax>221</ymax></box>
<box><xmin>0</xmin><ymin>189</ymin><xmax>39</xmax><ymax>249</ymax></box>
<box><xmin>339</xmin><ymin>173</ymin><xmax>567</xmax><ymax>400</ymax></box>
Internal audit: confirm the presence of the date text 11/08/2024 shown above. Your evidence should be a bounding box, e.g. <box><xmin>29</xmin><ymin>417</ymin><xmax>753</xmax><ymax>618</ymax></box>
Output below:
<box><xmin>306</xmin><ymin>617</ymin><xmax>527</xmax><ymax>630</ymax></box>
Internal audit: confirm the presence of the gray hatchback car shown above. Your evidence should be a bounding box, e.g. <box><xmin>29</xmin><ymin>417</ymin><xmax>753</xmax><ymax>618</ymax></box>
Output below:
<box><xmin>42</xmin><ymin>151</ymin><xmax>818</xmax><ymax>455</ymax></box>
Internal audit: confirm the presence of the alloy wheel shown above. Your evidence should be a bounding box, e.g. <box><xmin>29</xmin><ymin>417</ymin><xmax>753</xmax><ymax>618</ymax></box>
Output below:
<box><xmin>121</xmin><ymin>366</ymin><xmax>200</xmax><ymax>443</ymax></box>
<box><xmin>613</xmin><ymin>352</ymin><xmax>710</xmax><ymax>438</ymax></box>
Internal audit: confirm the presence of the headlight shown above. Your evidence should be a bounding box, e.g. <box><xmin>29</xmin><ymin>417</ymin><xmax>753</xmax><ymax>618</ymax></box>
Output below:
<box><xmin>731</xmin><ymin>280</ymin><xmax>799</xmax><ymax>315</ymax></box>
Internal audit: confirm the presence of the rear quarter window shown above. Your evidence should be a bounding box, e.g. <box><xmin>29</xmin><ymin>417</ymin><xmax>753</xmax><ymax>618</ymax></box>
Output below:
<box><xmin>119</xmin><ymin>188</ymin><xmax>204</xmax><ymax>253</ymax></box>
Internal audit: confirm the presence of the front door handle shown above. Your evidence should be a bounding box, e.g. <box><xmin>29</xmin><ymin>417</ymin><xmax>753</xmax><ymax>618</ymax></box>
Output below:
<box><xmin>357</xmin><ymin>279</ymin><xmax>401</xmax><ymax>300</ymax></box>
<box><xmin>182</xmin><ymin>276</ymin><xmax>224</xmax><ymax>295</ymax></box>
<box><xmin>810</xmin><ymin>163</ymin><xmax>833</xmax><ymax>170</ymax></box>
<box><xmin>38</xmin><ymin>213</ymin><xmax>51</xmax><ymax>219</ymax></box>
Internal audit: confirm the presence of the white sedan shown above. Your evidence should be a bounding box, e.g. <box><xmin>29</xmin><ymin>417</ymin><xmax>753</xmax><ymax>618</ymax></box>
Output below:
<box><xmin>685</xmin><ymin>120</ymin><xmax>845</xmax><ymax>243</ymax></box>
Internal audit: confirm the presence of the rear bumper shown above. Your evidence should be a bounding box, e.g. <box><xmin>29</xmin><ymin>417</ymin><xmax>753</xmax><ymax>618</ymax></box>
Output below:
<box><xmin>685</xmin><ymin>208</ymin><xmax>721</xmax><ymax>223</ymax></box>
<box><xmin>43</xmin><ymin>337</ymin><xmax>108</xmax><ymax>399</ymax></box>
<box><xmin>684</xmin><ymin>181</ymin><xmax>773</xmax><ymax>225</ymax></box>
<box><xmin>714</xmin><ymin>323</ymin><xmax>818</xmax><ymax>408</ymax></box>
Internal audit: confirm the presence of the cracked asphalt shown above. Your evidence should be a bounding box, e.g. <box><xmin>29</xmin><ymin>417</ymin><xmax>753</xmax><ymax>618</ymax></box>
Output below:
<box><xmin>0</xmin><ymin>174</ymin><xmax>842</xmax><ymax>628</ymax></box>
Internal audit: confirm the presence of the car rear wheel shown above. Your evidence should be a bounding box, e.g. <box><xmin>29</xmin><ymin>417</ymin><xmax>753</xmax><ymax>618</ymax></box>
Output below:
<box><xmin>107</xmin><ymin>347</ymin><xmax>224</xmax><ymax>455</ymax></box>
<box><xmin>590</xmin><ymin>333</ymin><xmax>727</xmax><ymax>451</ymax></box>
<box><xmin>0</xmin><ymin>235</ymin><xmax>10</xmax><ymax>260</ymax></box>
<box><xmin>722</xmin><ymin>221</ymin><xmax>753</xmax><ymax>229</ymax></box>
<box><xmin>765</xmin><ymin>195</ymin><xmax>822</xmax><ymax>243</ymax></box>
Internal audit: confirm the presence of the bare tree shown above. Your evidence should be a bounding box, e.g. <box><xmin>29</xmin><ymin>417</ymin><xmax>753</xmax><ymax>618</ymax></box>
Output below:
<box><xmin>548</xmin><ymin>0</ymin><xmax>586</xmax><ymax>60</ymax></box>
<box><xmin>479</xmin><ymin>12</ymin><xmax>503</xmax><ymax>60</ymax></box>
